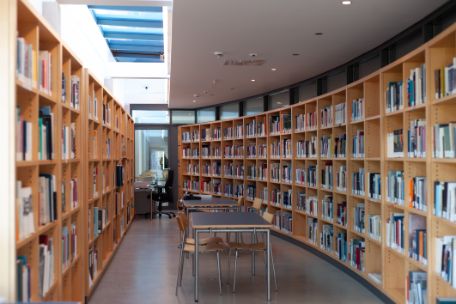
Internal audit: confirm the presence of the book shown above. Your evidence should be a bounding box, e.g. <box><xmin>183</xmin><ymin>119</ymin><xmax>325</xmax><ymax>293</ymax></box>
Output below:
<box><xmin>16</xmin><ymin>256</ymin><xmax>31</xmax><ymax>303</ymax></box>
<box><xmin>408</xmin><ymin>215</ymin><xmax>427</xmax><ymax>265</ymax></box>
<box><xmin>433</xmin><ymin>123</ymin><xmax>456</xmax><ymax>158</ymax></box>
<box><xmin>352</xmin><ymin>167</ymin><xmax>365</xmax><ymax>196</ymax></box>
<box><xmin>38</xmin><ymin>174</ymin><xmax>57</xmax><ymax>225</ymax></box>
<box><xmin>409</xmin><ymin>176</ymin><xmax>427</xmax><ymax>211</ymax></box>
<box><xmin>386</xmin><ymin>170</ymin><xmax>404</xmax><ymax>205</ymax></box>
<box><xmin>16</xmin><ymin>37</ymin><xmax>37</xmax><ymax>88</ymax></box>
<box><xmin>407</xmin><ymin>64</ymin><xmax>426</xmax><ymax>107</ymax></box>
<box><xmin>434</xmin><ymin>57</ymin><xmax>456</xmax><ymax>99</ymax></box>
<box><xmin>352</xmin><ymin>129</ymin><xmax>364</xmax><ymax>158</ymax></box>
<box><xmin>320</xmin><ymin>224</ymin><xmax>333</xmax><ymax>252</ymax></box>
<box><xmin>321</xmin><ymin>195</ymin><xmax>333</xmax><ymax>222</ymax></box>
<box><xmin>349</xmin><ymin>239</ymin><xmax>365</xmax><ymax>271</ymax></box>
<box><xmin>368</xmin><ymin>172</ymin><xmax>381</xmax><ymax>200</ymax></box>
<box><xmin>386</xmin><ymin>212</ymin><xmax>404</xmax><ymax>252</ymax></box>
<box><xmin>39</xmin><ymin>235</ymin><xmax>54</xmax><ymax>296</ymax></box>
<box><xmin>354</xmin><ymin>203</ymin><xmax>365</xmax><ymax>233</ymax></box>
<box><xmin>38</xmin><ymin>50</ymin><xmax>52</xmax><ymax>95</ymax></box>
<box><xmin>320</xmin><ymin>105</ymin><xmax>333</xmax><ymax>128</ymax></box>
<box><xmin>386</xmin><ymin>81</ymin><xmax>403</xmax><ymax>113</ymax></box>
<box><xmin>38</xmin><ymin>106</ymin><xmax>54</xmax><ymax>160</ymax></box>
<box><xmin>334</xmin><ymin>133</ymin><xmax>346</xmax><ymax>158</ymax></box>
<box><xmin>16</xmin><ymin>107</ymin><xmax>32</xmax><ymax>161</ymax></box>
<box><xmin>387</xmin><ymin>128</ymin><xmax>404</xmax><ymax>158</ymax></box>
<box><xmin>334</xmin><ymin>103</ymin><xmax>346</xmax><ymax>125</ymax></box>
<box><xmin>434</xmin><ymin>181</ymin><xmax>456</xmax><ymax>222</ymax></box>
<box><xmin>16</xmin><ymin>181</ymin><xmax>34</xmax><ymax>240</ymax></box>
<box><xmin>368</xmin><ymin>215</ymin><xmax>381</xmax><ymax>241</ymax></box>
<box><xmin>408</xmin><ymin>119</ymin><xmax>426</xmax><ymax>158</ymax></box>
<box><xmin>351</xmin><ymin>98</ymin><xmax>364</xmax><ymax>121</ymax></box>
<box><xmin>336</xmin><ymin>232</ymin><xmax>347</xmax><ymax>261</ymax></box>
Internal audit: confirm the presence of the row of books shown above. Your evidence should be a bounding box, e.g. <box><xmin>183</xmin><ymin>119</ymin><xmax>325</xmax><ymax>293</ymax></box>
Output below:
<box><xmin>408</xmin><ymin>119</ymin><xmax>426</xmax><ymax>158</ymax></box>
<box><xmin>295</xmin><ymin>165</ymin><xmax>317</xmax><ymax>186</ymax></box>
<box><xmin>434</xmin><ymin>57</ymin><xmax>456</xmax><ymax>99</ymax></box>
<box><xmin>61</xmin><ymin>224</ymin><xmax>77</xmax><ymax>270</ymax></box>
<box><xmin>320</xmin><ymin>135</ymin><xmax>331</xmax><ymax>158</ymax></box>
<box><xmin>88</xmin><ymin>92</ymin><xmax>98</xmax><ymax>122</ymax></box>
<box><xmin>16</xmin><ymin>255</ymin><xmax>31</xmax><ymax>302</ymax></box>
<box><xmin>270</xmin><ymin>115</ymin><xmax>280</xmax><ymax>134</ymax></box>
<box><xmin>334</xmin><ymin>133</ymin><xmax>346</xmax><ymax>158</ymax></box>
<box><xmin>38</xmin><ymin>51</ymin><xmax>53</xmax><ymax>96</ymax></box>
<box><xmin>62</xmin><ymin>178</ymin><xmax>79</xmax><ymax>212</ymax></box>
<box><xmin>282</xmin><ymin>139</ymin><xmax>292</xmax><ymax>157</ymax></box>
<box><xmin>88</xmin><ymin>247</ymin><xmax>98</xmax><ymax>286</ymax></box>
<box><xmin>320</xmin><ymin>106</ymin><xmax>333</xmax><ymax>128</ymax></box>
<box><xmin>408</xmin><ymin>215</ymin><xmax>427</xmax><ymax>265</ymax></box>
<box><xmin>386</xmin><ymin>170</ymin><xmax>405</xmax><ymax>205</ymax></box>
<box><xmin>336</xmin><ymin>232</ymin><xmax>347</xmax><ymax>261</ymax></box>
<box><xmin>224</xmin><ymin>145</ymin><xmax>244</xmax><ymax>158</ymax></box>
<box><xmin>349</xmin><ymin>239</ymin><xmax>365</xmax><ymax>271</ymax></box>
<box><xmin>386</xmin><ymin>212</ymin><xmax>404</xmax><ymax>252</ymax></box>
<box><xmin>62</xmin><ymin>75</ymin><xmax>80</xmax><ymax>110</ymax></box>
<box><xmin>352</xmin><ymin>130</ymin><xmax>365</xmax><ymax>158</ymax></box>
<box><xmin>334</xmin><ymin>103</ymin><xmax>346</xmax><ymax>125</ymax></box>
<box><xmin>351</xmin><ymin>98</ymin><xmax>364</xmax><ymax>122</ymax></box>
<box><xmin>62</xmin><ymin>123</ymin><xmax>76</xmax><ymax>160</ymax></box>
<box><xmin>352</xmin><ymin>167</ymin><xmax>365</xmax><ymax>196</ymax></box>
<box><xmin>368</xmin><ymin>215</ymin><xmax>381</xmax><ymax>241</ymax></box>
<box><xmin>102</xmin><ymin>103</ymin><xmax>111</xmax><ymax>126</ymax></box>
<box><xmin>282</xmin><ymin>114</ymin><xmax>292</xmax><ymax>132</ymax></box>
<box><xmin>93</xmin><ymin>207</ymin><xmax>108</xmax><ymax>239</ymax></box>
<box><xmin>17</xmin><ymin>37</ymin><xmax>36</xmax><ymax>89</ymax></box>
<box><xmin>295</xmin><ymin>111</ymin><xmax>317</xmax><ymax>131</ymax></box>
<box><xmin>39</xmin><ymin>106</ymin><xmax>54</xmax><ymax>160</ymax></box>
<box><xmin>336</xmin><ymin>165</ymin><xmax>347</xmax><ymax>191</ymax></box>
<box><xmin>39</xmin><ymin>174</ymin><xmax>57</xmax><ymax>225</ymax></box>
<box><xmin>39</xmin><ymin>235</ymin><xmax>55</xmax><ymax>296</ymax></box>
<box><xmin>321</xmin><ymin>195</ymin><xmax>333</xmax><ymax>222</ymax></box>
<box><xmin>387</xmin><ymin>129</ymin><xmax>404</xmax><ymax>158</ymax></box>
<box><xmin>223</xmin><ymin>163</ymin><xmax>244</xmax><ymax>177</ymax></box>
<box><xmin>245</xmin><ymin>120</ymin><xmax>266</xmax><ymax>137</ymax></box>
<box><xmin>407</xmin><ymin>271</ymin><xmax>427</xmax><ymax>304</ymax></box>
<box><xmin>16</xmin><ymin>108</ymin><xmax>32</xmax><ymax>161</ymax></box>
<box><xmin>182</xmin><ymin>147</ymin><xmax>199</xmax><ymax>158</ymax></box>
<box><xmin>407</xmin><ymin>64</ymin><xmax>426</xmax><ymax>107</ymax></box>
<box><xmin>321</xmin><ymin>163</ymin><xmax>333</xmax><ymax>189</ymax></box>
<box><xmin>386</xmin><ymin>81</ymin><xmax>404</xmax><ymax>113</ymax></box>
<box><xmin>434</xmin><ymin>181</ymin><xmax>456</xmax><ymax>222</ymax></box>
<box><xmin>275</xmin><ymin>211</ymin><xmax>293</xmax><ymax>232</ymax></box>
<box><xmin>354</xmin><ymin>203</ymin><xmax>365</xmax><ymax>233</ymax></box>
<box><xmin>296</xmin><ymin>137</ymin><xmax>317</xmax><ymax>158</ymax></box>
<box><xmin>433</xmin><ymin>123</ymin><xmax>456</xmax><ymax>158</ymax></box>
<box><xmin>186</xmin><ymin>163</ymin><xmax>199</xmax><ymax>175</ymax></box>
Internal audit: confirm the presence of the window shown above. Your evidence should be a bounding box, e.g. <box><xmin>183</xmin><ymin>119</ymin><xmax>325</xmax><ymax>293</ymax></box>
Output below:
<box><xmin>132</xmin><ymin>110</ymin><xmax>170</xmax><ymax>124</ymax></box>
<box><xmin>197</xmin><ymin>107</ymin><xmax>216</xmax><ymax>123</ymax></box>
<box><xmin>135</xmin><ymin>129</ymin><xmax>169</xmax><ymax>180</ymax></box>
<box><xmin>245</xmin><ymin>97</ymin><xmax>264</xmax><ymax>115</ymax></box>
<box><xmin>269</xmin><ymin>90</ymin><xmax>290</xmax><ymax>110</ymax></box>
<box><xmin>220</xmin><ymin>102</ymin><xmax>239</xmax><ymax>120</ymax></box>
<box><xmin>171</xmin><ymin>110</ymin><xmax>196</xmax><ymax>124</ymax></box>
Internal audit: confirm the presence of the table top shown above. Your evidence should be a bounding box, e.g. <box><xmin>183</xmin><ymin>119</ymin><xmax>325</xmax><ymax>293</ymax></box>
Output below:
<box><xmin>183</xmin><ymin>196</ymin><xmax>237</xmax><ymax>207</ymax></box>
<box><xmin>191</xmin><ymin>212</ymin><xmax>272</xmax><ymax>229</ymax></box>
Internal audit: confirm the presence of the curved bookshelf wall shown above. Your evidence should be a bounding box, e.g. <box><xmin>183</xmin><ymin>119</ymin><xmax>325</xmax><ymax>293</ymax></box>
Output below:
<box><xmin>178</xmin><ymin>22</ymin><xmax>456</xmax><ymax>304</ymax></box>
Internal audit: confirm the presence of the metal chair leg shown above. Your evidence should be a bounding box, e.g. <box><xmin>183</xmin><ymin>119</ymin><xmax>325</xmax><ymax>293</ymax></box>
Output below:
<box><xmin>270</xmin><ymin>247</ymin><xmax>278</xmax><ymax>291</ymax></box>
<box><xmin>227</xmin><ymin>248</ymin><xmax>231</xmax><ymax>284</ymax></box>
<box><xmin>175</xmin><ymin>246</ymin><xmax>184</xmax><ymax>295</ymax></box>
<box><xmin>217</xmin><ymin>251</ymin><xmax>222</xmax><ymax>295</ymax></box>
<box><xmin>232</xmin><ymin>250</ymin><xmax>239</xmax><ymax>293</ymax></box>
<box><xmin>179</xmin><ymin>251</ymin><xmax>186</xmax><ymax>287</ymax></box>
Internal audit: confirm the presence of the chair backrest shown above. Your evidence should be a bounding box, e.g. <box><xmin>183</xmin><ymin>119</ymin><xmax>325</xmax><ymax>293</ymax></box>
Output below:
<box><xmin>176</xmin><ymin>214</ymin><xmax>185</xmax><ymax>233</ymax></box>
<box><xmin>252</xmin><ymin>198</ymin><xmax>262</xmax><ymax>210</ymax></box>
<box><xmin>165</xmin><ymin>169</ymin><xmax>174</xmax><ymax>188</ymax></box>
<box><xmin>237</xmin><ymin>197</ymin><xmax>243</xmax><ymax>207</ymax></box>
<box><xmin>262</xmin><ymin>211</ymin><xmax>274</xmax><ymax>224</ymax></box>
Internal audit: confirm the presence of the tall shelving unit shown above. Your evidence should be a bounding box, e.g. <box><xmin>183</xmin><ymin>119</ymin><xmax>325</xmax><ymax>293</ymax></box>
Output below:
<box><xmin>178</xmin><ymin>23</ymin><xmax>456</xmax><ymax>304</ymax></box>
<box><xmin>14</xmin><ymin>0</ymin><xmax>135</xmax><ymax>302</ymax></box>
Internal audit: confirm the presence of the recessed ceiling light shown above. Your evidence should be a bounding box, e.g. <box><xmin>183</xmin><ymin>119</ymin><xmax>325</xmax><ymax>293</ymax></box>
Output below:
<box><xmin>251</xmin><ymin>79</ymin><xmax>256</xmax><ymax>82</ymax></box>
<box><xmin>342</xmin><ymin>0</ymin><xmax>351</xmax><ymax>5</ymax></box>
<box><xmin>277</xmin><ymin>102</ymin><xmax>282</xmax><ymax>105</ymax></box>
<box><xmin>271</xmin><ymin>68</ymin><xmax>277</xmax><ymax>71</ymax></box>
<box><xmin>292</xmin><ymin>53</ymin><xmax>300</xmax><ymax>56</ymax></box>
<box><xmin>193</xmin><ymin>93</ymin><xmax>200</xmax><ymax>98</ymax></box>
<box><xmin>192</xmin><ymin>100</ymin><xmax>196</xmax><ymax>103</ymax></box>
<box><xmin>315</xmin><ymin>32</ymin><xmax>323</xmax><ymax>36</ymax></box>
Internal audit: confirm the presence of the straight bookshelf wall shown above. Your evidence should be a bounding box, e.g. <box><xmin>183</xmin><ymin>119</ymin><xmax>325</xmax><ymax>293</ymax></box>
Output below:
<box><xmin>178</xmin><ymin>23</ymin><xmax>456</xmax><ymax>304</ymax></box>
<box><xmin>14</xmin><ymin>0</ymin><xmax>135</xmax><ymax>302</ymax></box>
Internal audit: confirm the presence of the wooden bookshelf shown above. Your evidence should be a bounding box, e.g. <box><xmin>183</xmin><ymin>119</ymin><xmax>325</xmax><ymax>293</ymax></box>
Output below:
<box><xmin>14</xmin><ymin>0</ymin><xmax>135</xmax><ymax>302</ymax></box>
<box><xmin>178</xmin><ymin>22</ymin><xmax>456</xmax><ymax>304</ymax></box>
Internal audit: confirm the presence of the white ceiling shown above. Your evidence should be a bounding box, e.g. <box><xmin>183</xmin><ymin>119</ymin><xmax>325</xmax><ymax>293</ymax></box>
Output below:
<box><xmin>169</xmin><ymin>0</ymin><xmax>448</xmax><ymax>109</ymax></box>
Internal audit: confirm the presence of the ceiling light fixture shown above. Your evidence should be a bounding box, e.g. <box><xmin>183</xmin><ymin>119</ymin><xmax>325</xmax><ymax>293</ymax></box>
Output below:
<box><xmin>342</xmin><ymin>0</ymin><xmax>351</xmax><ymax>5</ymax></box>
<box><xmin>192</xmin><ymin>100</ymin><xmax>196</xmax><ymax>103</ymax></box>
<box><xmin>271</xmin><ymin>68</ymin><xmax>277</xmax><ymax>71</ymax></box>
<box><xmin>292</xmin><ymin>53</ymin><xmax>300</xmax><ymax>56</ymax></box>
<box><xmin>251</xmin><ymin>79</ymin><xmax>256</xmax><ymax>82</ymax></box>
<box><xmin>193</xmin><ymin>93</ymin><xmax>200</xmax><ymax>98</ymax></box>
<box><xmin>315</xmin><ymin>32</ymin><xmax>323</xmax><ymax>36</ymax></box>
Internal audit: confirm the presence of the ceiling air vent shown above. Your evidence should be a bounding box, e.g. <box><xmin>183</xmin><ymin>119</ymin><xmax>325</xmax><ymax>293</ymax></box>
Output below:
<box><xmin>224</xmin><ymin>59</ymin><xmax>266</xmax><ymax>66</ymax></box>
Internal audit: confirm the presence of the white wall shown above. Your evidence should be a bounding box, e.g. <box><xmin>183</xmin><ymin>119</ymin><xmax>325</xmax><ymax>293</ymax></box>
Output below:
<box><xmin>112</xmin><ymin>78</ymin><xmax>169</xmax><ymax>105</ymax></box>
<box><xmin>60</xmin><ymin>4</ymin><xmax>115</xmax><ymax>81</ymax></box>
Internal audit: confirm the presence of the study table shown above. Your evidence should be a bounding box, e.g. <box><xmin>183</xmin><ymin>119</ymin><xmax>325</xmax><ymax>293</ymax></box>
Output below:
<box><xmin>191</xmin><ymin>212</ymin><xmax>273</xmax><ymax>302</ymax></box>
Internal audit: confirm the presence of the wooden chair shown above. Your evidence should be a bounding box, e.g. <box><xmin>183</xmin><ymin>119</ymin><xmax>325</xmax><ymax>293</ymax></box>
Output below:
<box><xmin>179</xmin><ymin>212</ymin><xmax>223</xmax><ymax>245</ymax></box>
<box><xmin>231</xmin><ymin>210</ymin><xmax>278</xmax><ymax>293</ymax></box>
<box><xmin>175</xmin><ymin>214</ymin><xmax>227</xmax><ymax>296</ymax></box>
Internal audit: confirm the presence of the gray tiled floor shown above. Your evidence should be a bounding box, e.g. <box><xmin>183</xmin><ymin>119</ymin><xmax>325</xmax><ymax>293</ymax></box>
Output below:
<box><xmin>89</xmin><ymin>218</ymin><xmax>385</xmax><ymax>304</ymax></box>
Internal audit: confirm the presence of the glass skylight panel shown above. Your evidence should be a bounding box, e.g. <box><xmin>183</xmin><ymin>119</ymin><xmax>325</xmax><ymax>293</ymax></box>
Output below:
<box><xmin>106</xmin><ymin>38</ymin><xmax>164</xmax><ymax>47</ymax></box>
<box><xmin>92</xmin><ymin>9</ymin><xmax>162</xmax><ymax>21</ymax></box>
<box><xmin>100</xmin><ymin>25</ymin><xmax>163</xmax><ymax>34</ymax></box>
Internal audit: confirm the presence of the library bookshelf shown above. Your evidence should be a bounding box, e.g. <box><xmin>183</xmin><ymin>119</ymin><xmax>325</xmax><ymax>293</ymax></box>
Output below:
<box><xmin>178</xmin><ymin>23</ymin><xmax>456</xmax><ymax>304</ymax></box>
<box><xmin>14</xmin><ymin>0</ymin><xmax>135</xmax><ymax>302</ymax></box>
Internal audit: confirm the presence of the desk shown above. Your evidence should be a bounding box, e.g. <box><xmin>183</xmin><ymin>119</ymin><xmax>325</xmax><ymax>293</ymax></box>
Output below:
<box><xmin>183</xmin><ymin>196</ymin><xmax>238</xmax><ymax>216</ymax></box>
<box><xmin>191</xmin><ymin>212</ymin><xmax>272</xmax><ymax>302</ymax></box>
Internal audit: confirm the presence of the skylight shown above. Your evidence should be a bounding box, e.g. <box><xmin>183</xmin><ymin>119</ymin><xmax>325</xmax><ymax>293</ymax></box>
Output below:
<box><xmin>89</xmin><ymin>5</ymin><xmax>164</xmax><ymax>63</ymax></box>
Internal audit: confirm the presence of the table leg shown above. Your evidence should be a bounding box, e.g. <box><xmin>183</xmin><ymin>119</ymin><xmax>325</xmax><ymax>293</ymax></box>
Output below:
<box><xmin>195</xmin><ymin>230</ymin><xmax>199</xmax><ymax>302</ymax></box>
<box><xmin>266</xmin><ymin>229</ymin><xmax>271</xmax><ymax>301</ymax></box>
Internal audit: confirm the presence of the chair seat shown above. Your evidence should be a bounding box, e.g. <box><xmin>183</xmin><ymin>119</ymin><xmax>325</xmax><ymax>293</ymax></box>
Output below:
<box><xmin>183</xmin><ymin>242</ymin><xmax>227</xmax><ymax>254</ymax></box>
<box><xmin>186</xmin><ymin>236</ymin><xmax>223</xmax><ymax>246</ymax></box>
<box><xmin>228</xmin><ymin>241</ymin><xmax>266</xmax><ymax>251</ymax></box>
